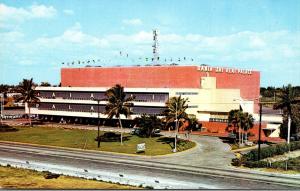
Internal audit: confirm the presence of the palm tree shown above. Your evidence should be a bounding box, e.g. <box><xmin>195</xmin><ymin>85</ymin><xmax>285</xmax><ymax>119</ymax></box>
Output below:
<box><xmin>104</xmin><ymin>84</ymin><xmax>135</xmax><ymax>145</ymax></box>
<box><xmin>228</xmin><ymin>109</ymin><xmax>255</xmax><ymax>145</ymax></box>
<box><xmin>164</xmin><ymin>96</ymin><xmax>189</xmax><ymax>131</ymax></box>
<box><xmin>17</xmin><ymin>78</ymin><xmax>39</xmax><ymax>126</ymax></box>
<box><xmin>228</xmin><ymin>109</ymin><xmax>243</xmax><ymax>144</ymax></box>
<box><xmin>273</xmin><ymin>84</ymin><xmax>300</xmax><ymax>144</ymax></box>
<box><xmin>240</xmin><ymin>112</ymin><xmax>254</xmax><ymax>142</ymax></box>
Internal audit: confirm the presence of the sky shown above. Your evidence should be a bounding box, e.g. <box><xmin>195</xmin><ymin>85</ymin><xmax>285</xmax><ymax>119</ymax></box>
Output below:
<box><xmin>0</xmin><ymin>0</ymin><xmax>299</xmax><ymax>87</ymax></box>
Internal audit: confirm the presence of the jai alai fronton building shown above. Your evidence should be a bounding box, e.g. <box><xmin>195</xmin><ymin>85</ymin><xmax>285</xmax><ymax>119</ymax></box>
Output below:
<box><xmin>30</xmin><ymin>65</ymin><xmax>261</xmax><ymax>125</ymax></box>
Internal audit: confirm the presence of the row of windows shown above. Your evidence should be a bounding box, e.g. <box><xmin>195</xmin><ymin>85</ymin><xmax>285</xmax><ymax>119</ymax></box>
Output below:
<box><xmin>36</xmin><ymin>103</ymin><xmax>166</xmax><ymax>115</ymax></box>
<box><xmin>175</xmin><ymin>92</ymin><xmax>198</xmax><ymax>95</ymax></box>
<box><xmin>38</xmin><ymin>91</ymin><xmax>168</xmax><ymax>102</ymax></box>
<box><xmin>209</xmin><ymin>118</ymin><xmax>228</xmax><ymax>123</ymax></box>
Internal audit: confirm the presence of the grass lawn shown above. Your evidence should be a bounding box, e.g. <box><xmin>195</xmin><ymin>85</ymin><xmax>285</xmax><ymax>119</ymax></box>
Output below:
<box><xmin>0</xmin><ymin>126</ymin><xmax>195</xmax><ymax>155</ymax></box>
<box><xmin>0</xmin><ymin>165</ymin><xmax>137</xmax><ymax>189</ymax></box>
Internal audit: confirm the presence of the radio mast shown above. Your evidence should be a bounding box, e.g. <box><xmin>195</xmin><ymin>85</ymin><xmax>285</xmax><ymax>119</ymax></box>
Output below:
<box><xmin>152</xmin><ymin>29</ymin><xmax>159</xmax><ymax>65</ymax></box>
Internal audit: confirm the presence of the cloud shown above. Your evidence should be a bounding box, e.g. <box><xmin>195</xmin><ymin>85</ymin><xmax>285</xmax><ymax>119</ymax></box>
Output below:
<box><xmin>34</xmin><ymin>22</ymin><xmax>109</xmax><ymax>48</ymax></box>
<box><xmin>1</xmin><ymin>26</ymin><xmax>299</xmax><ymax>73</ymax></box>
<box><xmin>122</xmin><ymin>18</ymin><xmax>142</xmax><ymax>26</ymax></box>
<box><xmin>0</xmin><ymin>3</ymin><xmax>57</xmax><ymax>28</ymax></box>
<box><xmin>1</xmin><ymin>26</ymin><xmax>300</xmax><ymax>86</ymax></box>
<box><xmin>63</xmin><ymin>9</ymin><xmax>74</xmax><ymax>15</ymax></box>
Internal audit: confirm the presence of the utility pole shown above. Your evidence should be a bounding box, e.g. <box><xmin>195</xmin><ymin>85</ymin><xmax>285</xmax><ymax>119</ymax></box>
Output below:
<box><xmin>97</xmin><ymin>99</ymin><xmax>100</xmax><ymax>148</ymax></box>
<box><xmin>0</xmin><ymin>94</ymin><xmax>3</xmax><ymax>127</ymax></box>
<box><xmin>174</xmin><ymin>102</ymin><xmax>178</xmax><ymax>152</ymax></box>
<box><xmin>93</xmin><ymin>98</ymin><xmax>101</xmax><ymax>148</ymax></box>
<box><xmin>258</xmin><ymin>102</ymin><xmax>262</xmax><ymax>161</ymax></box>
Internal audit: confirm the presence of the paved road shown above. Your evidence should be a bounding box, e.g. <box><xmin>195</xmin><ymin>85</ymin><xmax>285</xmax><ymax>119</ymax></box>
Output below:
<box><xmin>158</xmin><ymin>132</ymin><xmax>235</xmax><ymax>168</ymax></box>
<box><xmin>0</xmin><ymin>142</ymin><xmax>299</xmax><ymax>189</ymax></box>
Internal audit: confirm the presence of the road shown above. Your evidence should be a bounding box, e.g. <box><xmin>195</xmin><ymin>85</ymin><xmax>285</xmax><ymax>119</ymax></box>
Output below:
<box><xmin>0</xmin><ymin>142</ymin><xmax>299</xmax><ymax>189</ymax></box>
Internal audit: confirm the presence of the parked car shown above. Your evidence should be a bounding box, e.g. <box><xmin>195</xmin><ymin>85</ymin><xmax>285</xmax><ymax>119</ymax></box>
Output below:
<box><xmin>291</xmin><ymin>133</ymin><xmax>300</xmax><ymax>141</ymax></box>
<box><xmin>131</xmin><ymin>127</ymin><xmax>161</xmax><ymax>136</ymax></box>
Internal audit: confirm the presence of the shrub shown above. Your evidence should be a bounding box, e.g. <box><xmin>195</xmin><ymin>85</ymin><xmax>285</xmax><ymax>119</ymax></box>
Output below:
<box><xmin>290</xmin><ymin>141</ymin><xmax>300</xmax><ymax>151</ymax></box>
<box><xmin>231</xmin><ymin>158</ymin><xmax>242</xmax><ymax>166</ymax></box>
<box><xmin>244</xmin><ymin>160</ymin><xmax>269</xmax><ymax>168</ymax></box>
<box><xmin>0</xmin><ymin>124</ymin><xmax>18</xmax><ymax>132</ymax></box>
<box><xmin>176</xmin><ymin>139</ymin><xmax>195</xmax><ymax>152</ymax></box>
<box><xmin>242</xmin><ymin>141</ymin><xmax>300</xmax><ymax>162</ymax></box>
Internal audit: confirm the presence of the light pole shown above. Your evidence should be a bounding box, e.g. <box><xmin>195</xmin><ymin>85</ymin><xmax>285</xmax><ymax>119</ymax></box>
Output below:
<box><xmin>174</xmin><ymin>101</ymin><xmax>178</xmax><ymax>152</ymax></box>
<box><xmin>0</xmin><ymin>94</ymin><xmax>3</xmax><ymax>127</ymax></box>
<box><xmin>93</xmin><ymin>98</ymin><xmax>101</xmax><ymax>148</ymax></box>
<box><xmin>258</xmin><ymin>102</ymin><xmax>262</xmax><ymax>161</ymax></box>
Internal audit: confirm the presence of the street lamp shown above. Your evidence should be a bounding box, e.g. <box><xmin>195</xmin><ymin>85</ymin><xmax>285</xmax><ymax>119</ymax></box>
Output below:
<box><xmin>93</xmin><ymin>98</ymin><xmax>101</xmax><ymax>148</ymax></box>
<box><xmin>174</xmin><ymin>101</ymin><xmax>178</xmax><ymax>152</ymax></box>
<box><xmin>0</xmin><ymin>94</ymin><xmax>3</xmax><ymax>127</ymax></box>
<box><xmin>258</xmin><ymin>102</ymin><xmax>262</xmax><ymax>161</ymax></box>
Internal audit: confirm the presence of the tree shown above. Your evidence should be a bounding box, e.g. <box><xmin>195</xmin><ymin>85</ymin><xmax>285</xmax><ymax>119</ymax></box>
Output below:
<box><xmin>16</xmin><ymin>78</ymin><xmax>39</xmax><ymax>126</ymax></box>
<box><xmin>228</xmin><ymin>109</ymin><xmax>254</xmax><ymax>145</ymax></box>
<box><xmin>274</xmin><ymin>84</ymin><xmax>300</xmax><ymax>143</ymax></box>
<box><xmin>164</xmin><ymin>96</ymin><xmax>189</xmax><ymax>131</ymax></box>
<box><xmin>135</xmin><ymin>114</ymin><xmax>162</xmax><ymax>137</ymax></box>
<box><xmin>228</xmin><ymin>109</ymin><xmax>243</xmax><ymax>144</ymax></box>
<box><xmin>40</xmin><ymin>82</ymin><xmax>51</xmax><ymax>87</ymax></box>
<box><xmin>104</xmin><ymin>84</ymin><xmax>135</xmax><ymax>145</ymax></box>
<box><xmin>240</xmin><ymin>112</ymin><xmax>254</xmax><ymax>141</ymax></box>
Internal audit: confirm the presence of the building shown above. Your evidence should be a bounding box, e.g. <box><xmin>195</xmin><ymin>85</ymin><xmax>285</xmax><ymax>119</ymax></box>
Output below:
<box><xmin>30</xmin><ymin>65</ymin><xmax>260</xmax><ymax>125</ymax></box>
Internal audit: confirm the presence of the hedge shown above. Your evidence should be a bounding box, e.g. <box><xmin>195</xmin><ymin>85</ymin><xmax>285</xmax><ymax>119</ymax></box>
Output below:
<box><xmin>242</xmin><ymin>141</ymin><xmax>300</xmax><ymax>161</ymax></box>
<box><xmin>232</xmin><ymin>141</ymin><xmax>300</xmax><ymax>168</ymax></box>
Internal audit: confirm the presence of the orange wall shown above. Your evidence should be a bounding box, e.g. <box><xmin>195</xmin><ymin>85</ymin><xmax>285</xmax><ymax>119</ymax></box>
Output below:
<box><xmin>61</xmin><ymin>66</ymin><xmax>200</xmax><ymax>88</ymax></box>
<box><xmin>61</xmin><ymin>66</ymin><xmax>260</xmax><ymax>111</ymax></box>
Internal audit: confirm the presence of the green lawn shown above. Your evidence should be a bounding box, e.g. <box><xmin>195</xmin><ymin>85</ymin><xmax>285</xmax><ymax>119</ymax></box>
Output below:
<box><xmin>0</xmin><ymin>126</ymin><xmax>195</xmax><ymax>155</ymax></box>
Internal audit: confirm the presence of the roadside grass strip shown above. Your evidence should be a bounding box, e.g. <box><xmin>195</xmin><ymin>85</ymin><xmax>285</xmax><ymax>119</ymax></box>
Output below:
<box><xmin>0</xmin><ymin>164</ymin><xmax>137</xmax><ymax>189</ymax></box>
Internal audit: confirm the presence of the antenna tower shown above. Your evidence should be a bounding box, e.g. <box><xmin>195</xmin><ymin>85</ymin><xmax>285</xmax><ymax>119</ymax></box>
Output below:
<box><xmin>152</xmin><ymin>29</ymin><xmax>159</xmax><ymax>65</ymax></box>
